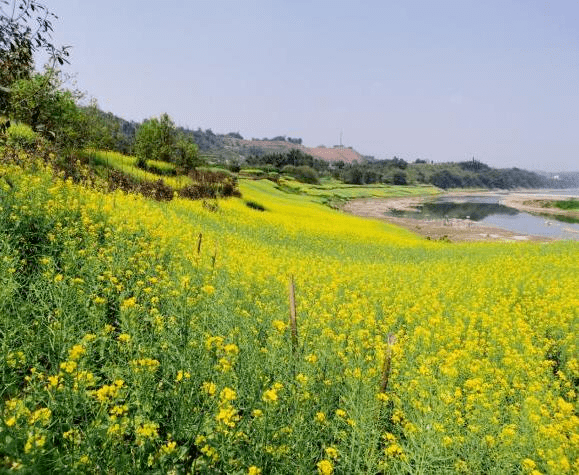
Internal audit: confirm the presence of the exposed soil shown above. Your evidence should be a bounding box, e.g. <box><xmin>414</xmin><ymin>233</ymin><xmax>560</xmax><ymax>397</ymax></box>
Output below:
<box><xmin>342</xmin><ymin>193</ymin><xmax>556</xmax><ymax>243</ymax></box>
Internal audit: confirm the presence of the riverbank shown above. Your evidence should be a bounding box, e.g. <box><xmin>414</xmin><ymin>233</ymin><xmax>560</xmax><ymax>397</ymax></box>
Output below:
<box><xmin>500</xmin><ymin>194</ymin><xmax>579</xmax><ymax>221</ymax></box>
<box><xmin>342</xmin><ymin>189</ymin><xmax>579</xmax><ymax>242</ymax></box>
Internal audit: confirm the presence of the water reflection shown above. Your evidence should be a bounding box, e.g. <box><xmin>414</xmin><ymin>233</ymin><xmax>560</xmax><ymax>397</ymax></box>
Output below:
<box><xmin>385</xmin><ymin>193</ymin><xmax>579</xmax><ymax>239</ymax></box>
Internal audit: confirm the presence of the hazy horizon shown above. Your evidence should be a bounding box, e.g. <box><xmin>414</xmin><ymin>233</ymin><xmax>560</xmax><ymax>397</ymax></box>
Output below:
<box><xmin>43</xmin><ymin>0</ymin><xmax>579</xmax><ymax>172</ymax></box>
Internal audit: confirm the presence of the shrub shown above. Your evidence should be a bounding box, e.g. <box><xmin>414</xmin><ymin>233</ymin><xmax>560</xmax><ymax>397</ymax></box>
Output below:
<box><xmin>282</xmin><ymin>165</ymin><xmax>319</xmax><ymax>184</ymax></box>
<box><xmin>5</xmin><ymin>122</ymin><xmax>38</xmax><ymax>150</ymax></box>
<box><xmin>245</xmin><ymin>200</ymin><xmax>266</xmax><ymax>211</ymax></box>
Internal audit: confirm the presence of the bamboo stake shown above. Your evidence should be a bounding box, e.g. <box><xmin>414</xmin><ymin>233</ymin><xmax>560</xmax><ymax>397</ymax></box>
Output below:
<box><xmin>379</xmin><ymin>333</ymin><xmax>397</xmax><ymax>393</ymax></box>
<box><xmin>288</xmin><ymin>275</ymin><xmax>298</xmax><ymax>352</ymax></box>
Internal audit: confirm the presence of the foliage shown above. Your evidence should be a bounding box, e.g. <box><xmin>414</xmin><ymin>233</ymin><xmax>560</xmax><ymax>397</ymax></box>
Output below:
<box><xmin>4</xmin><ymin>121</ymin><xmax>37</xmax><ymax>150</ymax></box>
<box><xmin>247</xmin><ymin>149</ymin><xmax>329</xmax><ymax>175</ymax></box>
<box><xmin>337</xmin><ymin>158</ymin><xmax>549</xmax><ymax>189</ymax></box>
<box><xmin>8</xmin><ymin>69</ymin><xmax>87</xmax><ymax>150</ymax></box>
<box><xmin>281</xmin><ymin>164</ymin><xmax>319</xmax><ymax>184</ymax></box>
<box><xmin>135</xmin><ymin>113</ymin><xmax>200</xmax><ymax>172</ymax></box>
<box><xmin>1</xmin><ymin>1</ymin><xmax>70</xmax><ymax>111</ymax></box>
<box><xmin>80</xmin><ymin>102</ymin><xmax>137</xmax><ymax>154</ymax></box>
<box><xmin>245</xmin><ymin>200</ymin><xmax>266</xmax><ymax>211</ymax></box>
<box><xmin>135</xmin><ymin>113</ymin><xmax>174</xmax><ymax>167</ymax></box>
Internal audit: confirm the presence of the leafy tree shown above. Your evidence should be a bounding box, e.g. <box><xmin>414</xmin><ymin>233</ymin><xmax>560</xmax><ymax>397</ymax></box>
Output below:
<box><xmin>175</xmin><ymin>133</ymin><xmax>201</xmax><ymax>171</ymax></box>
<box><xmin>135</xmin><ymin>113</ymin><xmax>201</xmax><ymax>171</ymax></box>
<box><xmin>1</xmin><ymin>0</ymin><xmax>70</xmax><ymax>113</ymax></box>
<box><xmin>135</xmin><ymin>114</ymin><xmax>174</xmax><ymax>167</ymax></box>
<box><xmin>9</xmin><ymin>69</ymin><xmax>86</xmax><ymax>150</ymax></box>
<box><xmin>392</xmin><ymin>171</ymin><xmax>407</xmax><ymax>185</ymax></box>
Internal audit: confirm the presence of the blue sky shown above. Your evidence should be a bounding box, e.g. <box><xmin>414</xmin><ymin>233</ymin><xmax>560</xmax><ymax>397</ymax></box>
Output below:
<box><xmin>44</xmin><ymin>0</ymin><xmax>578</xmax><ymax>171</ymax></box>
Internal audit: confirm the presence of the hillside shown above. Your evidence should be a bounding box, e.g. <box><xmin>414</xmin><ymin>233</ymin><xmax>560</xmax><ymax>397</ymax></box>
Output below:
<box><xmin>218</xmin><ymin>136</ymin><xmax>366</xmax><ymax>164</ymax></box>
<box><xmin>1</xmin><ymin>146</ymin><xmax>578</xmax><ymax>473</ymax></box>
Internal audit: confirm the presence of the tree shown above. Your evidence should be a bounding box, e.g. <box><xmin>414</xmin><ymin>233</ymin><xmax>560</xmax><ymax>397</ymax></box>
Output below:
<box><xmin>174</xmin><ymin>133</ymin><xmax>201</xmax><ymax>172</ymax></box>
<box><xmin>135</xmin><ymin>113</ymin><xmax>201</xmax><ymax>171</ymax></box>
<box><xmin>9</xmin><ymin>69</ymin><xmax>87</xmax><ymax>150</ymax></box>
<box><xmin>1</xmin><ymin>1</ymin><xmax>70</xmax><ymax>113</ymax></box>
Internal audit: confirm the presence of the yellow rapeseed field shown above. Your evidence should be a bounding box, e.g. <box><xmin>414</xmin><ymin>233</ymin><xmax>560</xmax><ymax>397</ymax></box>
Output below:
<box><xmin>0</xmin><ymin>154</ymin><xmax>577</xmax><ymax>473</ymax></box>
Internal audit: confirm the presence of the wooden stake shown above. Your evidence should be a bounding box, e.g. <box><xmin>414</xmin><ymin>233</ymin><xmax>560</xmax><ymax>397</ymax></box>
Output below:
<box><xmin>380</xmin><ymin>333</ymin><xmax>397</xmax><ymax>393</ymax></box>
<box><xmin>197</xmin><ymin>233</ymin><xmax>203</xmax><ymax>254</ymax></box>
<box><xmin>288</xmin><ymin>275</ymin><xmax>298</xmax><ymax>352</ymax></box>
<box><xmin>211</xmin><ymin>243</ymin><xmax>218</xmax><ymax>270</ymax></box>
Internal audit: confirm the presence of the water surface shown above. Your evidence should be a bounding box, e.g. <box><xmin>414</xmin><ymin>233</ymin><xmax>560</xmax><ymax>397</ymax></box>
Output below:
<box><xmin>387</xmin><ymin>192</ymin><xmax>579</xmax><ymax>240</ymax></box>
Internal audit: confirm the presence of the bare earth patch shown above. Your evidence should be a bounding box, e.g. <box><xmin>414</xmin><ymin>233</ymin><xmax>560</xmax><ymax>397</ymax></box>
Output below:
<box><xmin>343</xmin><ymin>194</ymin><xmax>553</xmax><ymax>243</ymax></box>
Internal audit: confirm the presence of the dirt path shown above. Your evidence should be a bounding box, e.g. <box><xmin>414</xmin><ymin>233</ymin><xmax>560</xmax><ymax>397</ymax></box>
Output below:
<box><xmin>343</xmin><ymin>194</ymin><xmax>554</xmax><ymax>243</ymax></box>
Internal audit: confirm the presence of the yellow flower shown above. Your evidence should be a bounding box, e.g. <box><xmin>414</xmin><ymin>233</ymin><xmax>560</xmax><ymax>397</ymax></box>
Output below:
<box><xmin>5</xmin><ymin>417</ymin><xmax>17</xmax><ymax>427</ymax></box>
<box><xmin>325</xmin><ymin>447</ymin><xmax>339</xmax><ymax>459</ymax></box>
<box><xmin>272</xmin><ymin>319</ymin><xmax>287</xmax><ymax>332</ymax></box>
<box><xmin>160</xmin><ymin>440</ymin><xmax>177</xmax><ymax>455</ymax></box>
<box><xmin>315</xmin><ymin>412</ymin><xmax>326</xmax><ymax>423</ymax></box>
<box><xmin>130</xmin><ymin>358</ymin><xmax>160</xmax><ymax>373</ymax></box>
<box><xmin>248</xmin><ymin>466</ymin><xmax>262</xmax><ymax>475</ymax></box>
<box><xmin>176</xmin><ymin>370</ymin><xmax>191</xmax><ymax>382</ymax></box>
<box><xmin>220</xmin><ymin>387</ymin><xmax>237</xmax><ymax>402</ymax></box>
<box><xmin>28</xmin><ymin>408</ymin><xmax>51</xmax><ymax>426</ymax></box>
<box><xmin>317</xmin><ymin>459</ymin><xmax>334</xmax><ymax>475</ymax></box>
<box><xmin>376</xmin><ymin>392</ymin><xmax>389</xmax><ymax>402</ymax></box>
<box><xmin>24</xmin><ymin>431</ymin><xmax>46</xmax><ymax>453</ymax></box>
<box><xmin>135</xmin><ymin>421</ymin><xmax>159</xmax><ymax>445</ymax></box>
<box><xmin>223</xmin><ymin>343</ymin><xmax>239</xmax><ymax>355</ymax></box>
<box><xmin>117</xmin><ymin>333</ymin><xmax>131</xmax><ymax>344</ymax></box>
<box><xmin>68</xmin><ymin>344</ymin><xmax>86</xmax><ymax>361</ymax></box>
<box><xmin>120</xmin><ymin>296</ymin><xmax>137</xmax><ymax>310</ymax></box>
<box><xmin>522</xmin><ymin>459</ymin><xmax>536</xmax><ymax>472</ymax></box>
<box><xmin>262</xmin><ymin>389</ymin><xmax>278</xmax><ymax>403</ymax></box>
<box><xmin>215</xmin><ymin>406</ymin><xmax>239</xmax><ymax>428</ymax></box>
<box><xmin>60</xmin><ymin>360</ymin><xmax>77</xmax><ymax>374</ymax></box>
<box><xmin>305</xmin><ymin>353</ymin><xmax>318</xmax><ymax>364</ymax></box>
<box><xmin>201</xmin><ymin>284</ymin><xmax>215</xmax><ymax>295</ymax></box>
<box><xmin>202</xmin><ymin>381</ymin><xmax>217</xmax><ymax>396</ymax></box>
<box><xmin>296</xmin><ymin>373</ymin><xmax>308</xmax><ymax>384</ymax></box>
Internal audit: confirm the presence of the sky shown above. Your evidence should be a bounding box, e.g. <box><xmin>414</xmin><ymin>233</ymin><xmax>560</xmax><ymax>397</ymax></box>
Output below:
<box><xmin>39</xmin><ymin>0</ymin><xmax>579</xmax><ymax>171</ymax></box>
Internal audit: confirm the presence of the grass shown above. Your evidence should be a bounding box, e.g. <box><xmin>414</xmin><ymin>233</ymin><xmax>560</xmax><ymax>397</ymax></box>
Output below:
<box><xmin>554</xmin><ymin>198</ymin><xmax>579</xmax><ymax>211</ymax></box>
<box><xmin>0</xmin><ymin>150</ymin><xmax>578</xmax><ymax>474</ymax></box>
<box><xmin>274</xmin><ymin>177</ymin><xmax>439</xmax><ymax>207</ymax></box>
<box><xmin>84</xmin><ymin>150</ymin><xmax>192</xmax><ymax>189</ymax></box>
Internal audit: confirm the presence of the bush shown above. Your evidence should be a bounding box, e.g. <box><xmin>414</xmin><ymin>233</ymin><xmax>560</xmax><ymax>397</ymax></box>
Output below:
<box><xmin>5</xmin><ymin>122</ymin><xmax>38</xmax><ymax>150</ymax></box>
<box><xmin>282</xmin><ymin>165</ymin><xmax>319</xmax><ymax>184</ymax></box>
<box><xmin>245</xmin><ymin>200</ymin><xmax>266</xmax><ymax>211</ymax></box>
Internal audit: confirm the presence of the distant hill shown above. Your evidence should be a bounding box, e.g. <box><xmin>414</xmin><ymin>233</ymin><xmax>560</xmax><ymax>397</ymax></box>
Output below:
<box><xmin>87</xmin><ymin>108</ymin><xmax>369</xmax><ymax>164</ymax></box>
<box><xmin>233</xmin><ymin>138</ymin><xmax>366</xmax><ymax>164</ymax></box>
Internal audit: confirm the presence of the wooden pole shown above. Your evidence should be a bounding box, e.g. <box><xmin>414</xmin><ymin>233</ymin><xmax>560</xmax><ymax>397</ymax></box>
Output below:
<box><xmin>288</xmin><ymin>275</ymin><xmax>298</xmax><ymax>352</ymax></box>
<box><xmin>197</xmin><ymin>233</ymin><xmax>203</xmax><ymax>254</ymax></box>
<box><xmin>211</xmin><ymin>243</ymin><xmax>218</xmax><ymax>270</ymax></box>
<box><xmin>380</xmin><ymin>333</ymin><xmax>397</xmax><ymax>393</ymax></box>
